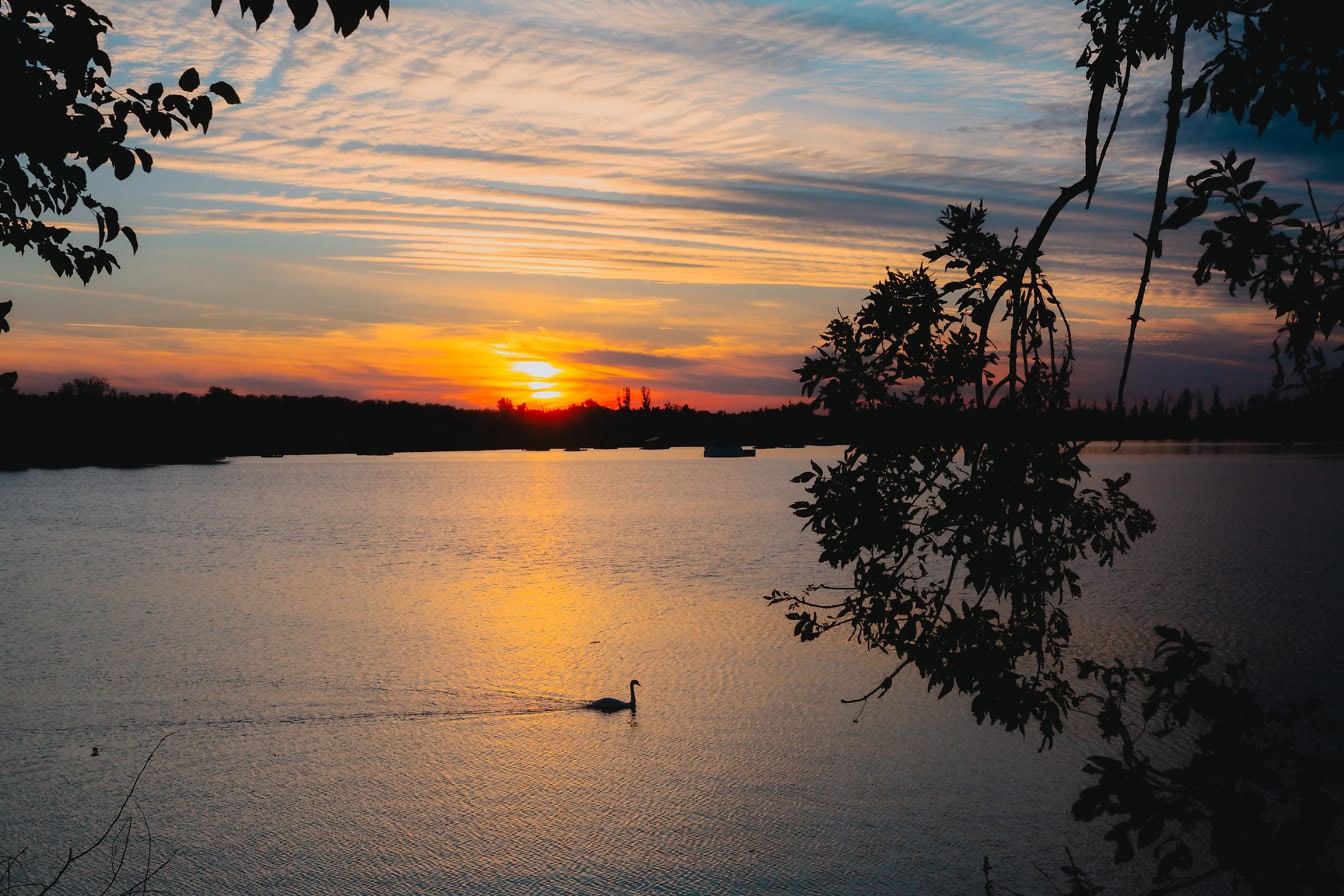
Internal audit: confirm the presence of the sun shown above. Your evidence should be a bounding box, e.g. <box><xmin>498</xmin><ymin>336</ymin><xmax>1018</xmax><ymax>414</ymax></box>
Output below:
<box><xmin>511</xmin><ymin>360</ymin><xmax>563</xmax><ymax>402</ymax></box>
<box><xmin>512</xmin><ymin>361</ymin><xmax>561</xmax><ymax>380</ymax></box>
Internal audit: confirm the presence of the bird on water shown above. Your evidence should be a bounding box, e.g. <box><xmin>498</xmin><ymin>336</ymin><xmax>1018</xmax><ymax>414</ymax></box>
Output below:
<box><xmin>586</xmin><ymin>679</ymin><xmax>640</xmax><ymax>713</ymax></box>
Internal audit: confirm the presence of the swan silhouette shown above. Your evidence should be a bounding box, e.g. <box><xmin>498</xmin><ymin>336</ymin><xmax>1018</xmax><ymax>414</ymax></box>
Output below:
<box><xmin>586</xmin><ymin>679</ymin><xmax>640</xmax><ymax>713</ymax></box>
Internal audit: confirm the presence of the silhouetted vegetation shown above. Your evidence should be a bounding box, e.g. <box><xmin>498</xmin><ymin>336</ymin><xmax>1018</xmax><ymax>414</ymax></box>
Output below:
<box><xmin>3</xmin><ymin>3</ymin><xmax>243</xmax><ymax>286</ymax></box>
<box><xmin>770</xmin><ymin>0</ymin><xmax>1341</xmax><ymax>892</ymax></box>
<box><xmin>1</xmin><ymin>380</ymin><xmax>1340</xmax><ymax>471</ymax></box>
<box><xmin>214</xmin><ymin>0</ymin><xmax>389</xmax><ymax>35</ymax></box>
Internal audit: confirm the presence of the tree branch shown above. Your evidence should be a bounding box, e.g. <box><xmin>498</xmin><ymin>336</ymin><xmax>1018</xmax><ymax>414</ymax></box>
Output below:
<box><xmin>1116</xmin><ymin>16</ymin><xmax>1188</xmax><ymax>414</ymax></box>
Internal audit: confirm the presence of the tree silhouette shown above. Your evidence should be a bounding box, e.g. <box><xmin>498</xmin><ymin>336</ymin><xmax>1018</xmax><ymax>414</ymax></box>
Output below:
<box><xmin>1101</xmin><ymin>0</ymin><xmax>1342</xmax><ymax>405</ymax></box>
<box><xmin>777</xmin><ymin>0</ymin><xmax>1341</xmax><ymax>727</ymax></box>
<box><xmin>55</xmin><ymin>375</ymin><xmax>115</xmax><ymax>400</ymax></box>
<box><xmin>772</xmin><ymin>210</ymin><xmax>1155</xmax><ymax>747</ymax></box>
<box><xmin>1174</xmin><ymin>151</ymin><xmax>1343</xmax><ymax>392</ymax></box>
<box><xmin>772</xmin><ymin>1</ymin><xmax>1340</xmax><ymax>891</ymax></box>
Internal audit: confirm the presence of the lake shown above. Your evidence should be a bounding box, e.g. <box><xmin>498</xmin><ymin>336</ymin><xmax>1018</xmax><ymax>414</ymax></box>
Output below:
<box><xmin>2</xmin><ymin>445</ymin><xmax>1341</xmax><ymax>894</ymax></box>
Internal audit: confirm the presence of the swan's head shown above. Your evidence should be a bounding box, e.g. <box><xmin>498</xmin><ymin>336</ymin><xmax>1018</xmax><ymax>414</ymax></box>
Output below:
<box><xmin>630</xmin><ymin>679</ymin><xmax>641</xmax><ymax>688</ymax></box>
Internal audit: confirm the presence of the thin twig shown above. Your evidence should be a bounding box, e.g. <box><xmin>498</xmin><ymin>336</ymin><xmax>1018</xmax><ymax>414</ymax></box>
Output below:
<box><xmin>841</xmin><ymin>657</ymin><xmax>913</xmax><ymax>705</ymax></box>
<box><xmin>36</xmin><ymin>732</ymin><xmax>175</xmax><ymax>896</ymax></box>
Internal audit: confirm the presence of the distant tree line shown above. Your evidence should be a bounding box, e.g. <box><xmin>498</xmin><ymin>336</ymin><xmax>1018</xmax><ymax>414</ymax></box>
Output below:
<box><xmin>1</xmin><ymin>378</ymin><xmax>1339</xmax><ymax>470</ymax></box>
<box><xmin>1052</xmin><ymin>383</ymin><xmax>1344</xmax><ymax>443</ymax></box>
<box><xmin>0</xmin><ymin>381</ymin><xmax>818</xmax><ymax>469</ymax></box>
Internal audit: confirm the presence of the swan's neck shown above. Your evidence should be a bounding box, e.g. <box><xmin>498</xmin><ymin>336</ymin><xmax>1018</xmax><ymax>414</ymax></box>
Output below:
<box><xmin>629</xmin><ymin>682</ymin><xmax>637</xmax><ymax>706</ymax></box>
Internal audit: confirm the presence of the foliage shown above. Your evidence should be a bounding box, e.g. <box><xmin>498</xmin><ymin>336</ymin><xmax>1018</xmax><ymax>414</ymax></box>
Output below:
<box><xmin>1075</xmin><ymin>0</ymin><xmax>1340</xmax><ymax>139</ymax></box>
<box><xmin>1</xmin><ymin>0</ymin><xmax>388</xmax><ymax>288</ymax></box>
<box><xmin>1102</xmin><ymin>0</ymin><xmax>1344</xmax><ymax>406</ymax></box>
<box><xmin>774</xmin><ymin>0</ymin><xmax>1340</xmax><ymax>890</ymax></box>
<box><xmin>771</xmin><ymin>206</ymin><xmax>1156</xmax><ymax>748</ymax></box>
<box><xmin>1</xmin><ymin>1</ymin><xmax>239</xmax><ymax>283</ymax></box>
<box><xmin>0</xmin><ymin>0</ymin><xmax>391</xmax><ymax>390</ymax></box>
<box><xmin>1071</xmin><ymin>628</ymin><xmax>1341</xmax><ymax>894</ymax></box>
<box><xmin>212</xmin><ymin>0</ymin><xmax>388</xmax><ymax>36</ymax></box>
<box><xmin>1181</xmin><ymin>0</ymin><xmax>1342</xmax><ymax>139</ymax></box>
<box><xmin>1166</xmin><ymin>151</ymin><xmax>1343</xmax><ymax>391</ymax></box>
<box><xmin>774</xmin><ymin>0</ymin><xmax>1341</xmax><ymax>735</ymax></box>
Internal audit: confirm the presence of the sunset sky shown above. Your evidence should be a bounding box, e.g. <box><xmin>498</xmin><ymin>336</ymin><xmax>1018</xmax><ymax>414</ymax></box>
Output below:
<box><xmin>4</xmin><ymin>0</ymin><xmax>1337</xmax><ymax>410</ymax></box>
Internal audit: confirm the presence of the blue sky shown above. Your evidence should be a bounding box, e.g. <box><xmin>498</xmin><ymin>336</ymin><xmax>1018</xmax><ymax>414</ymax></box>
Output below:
<box><xmin>3</xmin><ymin>0</ymin><xmax>1337</xmax><ymax>409</ymax></box>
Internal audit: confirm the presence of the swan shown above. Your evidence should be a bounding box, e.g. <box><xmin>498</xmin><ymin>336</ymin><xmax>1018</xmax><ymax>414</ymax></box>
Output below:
<box><xmin>586</xmin><ymin>679</ymin><xmax>640</xmax><ymax>713</ymax></box>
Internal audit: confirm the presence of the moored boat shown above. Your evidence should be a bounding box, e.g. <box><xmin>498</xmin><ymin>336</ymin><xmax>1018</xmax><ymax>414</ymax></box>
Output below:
<box><xmin>703</xmin><ymin>443</ymin><xmax>756</xmax><ymax>458</ymax></box>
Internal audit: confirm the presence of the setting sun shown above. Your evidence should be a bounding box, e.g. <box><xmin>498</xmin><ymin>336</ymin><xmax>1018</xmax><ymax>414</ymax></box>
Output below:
<box><xmin>511</xmin><ymin>360</ymin><xmax>563</xmax><ymax>402</ymax></box>
<box><xmin>513</xmin><ymin>361</ymin><xmax>562</xmax><ymax>380</ymax></box>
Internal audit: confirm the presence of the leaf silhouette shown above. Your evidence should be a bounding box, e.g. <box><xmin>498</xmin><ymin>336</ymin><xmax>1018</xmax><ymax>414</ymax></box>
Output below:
<box><xmin>289</xmin><ymin>0</ymin><xmax>320</xmax><ymax>29</ymax></box>
<box><xmin>210</xmin><ymin>82</ymin><xmax>242</xmax><ymax>105</ymax></box>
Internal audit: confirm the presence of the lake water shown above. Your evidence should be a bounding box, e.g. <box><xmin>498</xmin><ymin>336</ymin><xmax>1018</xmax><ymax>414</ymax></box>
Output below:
<box><xmin>2</xmin><ymin>445</ymin><xmax>1341</xmax><ymax>894</ymax></box>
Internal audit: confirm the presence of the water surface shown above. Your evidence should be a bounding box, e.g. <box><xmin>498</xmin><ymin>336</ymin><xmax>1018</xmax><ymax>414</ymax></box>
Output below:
<box><xmin>3</xmin><ymin>446</ymin><xmax>1340</xmax><ymax>893</ymax></box>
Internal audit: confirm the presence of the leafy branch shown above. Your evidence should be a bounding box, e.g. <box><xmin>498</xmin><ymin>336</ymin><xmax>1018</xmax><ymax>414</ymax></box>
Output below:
<box><xmin>1</xmin><ymin>2</ymin><xmax>243</xmax><ymax>283</ymax></box>
<box><xmin>770</xmin><ymin>207</ymin><xmax>1156</xmax><ymax>748</ymax></box>
<box><xmin>1070</xmin><ymin>629</ymin><xmax>1341</xmax><ymax>894</ymax></box>
<box><xmin>1169</xmin><ymin>152</ymin><xmax>1342</xmax><ymax>391</ymax></box>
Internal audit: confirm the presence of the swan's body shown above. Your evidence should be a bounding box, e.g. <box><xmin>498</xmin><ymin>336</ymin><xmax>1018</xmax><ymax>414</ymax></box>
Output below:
<box><xmin>586</xmin><ymin>679</ymin><xmax>640</xmax><ymax>713</ymax></box>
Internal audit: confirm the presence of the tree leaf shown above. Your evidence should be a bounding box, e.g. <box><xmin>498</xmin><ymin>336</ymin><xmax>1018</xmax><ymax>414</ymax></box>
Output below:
<box><xmin>288</xmin><ymin>0</ymin><xmax>320</xmax><ymax>30</ymax></box>
<box><xmin>210</xmin><ymin>81</ymin><xmax>242</xmax><ymax>105</ymax></box>
<box><xmin>1184</xmin><ymin>78</ymin><xmax>1208</xmax><ymax>116</ymax></box>
<box><xmin>190</xmin><ymin>96</ymin><xmax>215</xmax><ymax>133</ymax></box>
<box><xmin>1161</xmin><ymin>195</ymin><xmax>1207</xmax><ymax>231</ymax></box>
<box><xmin>245</xmin><ymin>0</ymin><xmax>276</xmax><ymax>28</ymax></box>
<box><xmin>111</xmin><ymin>146</ymin><xmax>136</xmax><ymax>180</ymax></box>
<box><xmin>1231</xmin><ymin>157</ymin><xmax>1256</xmax><ymax>185</ymax></box>
<box><xmin>178</xmin><ymin>67</ymin><xmax>201</xmax><ymax>92</ymax></box>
